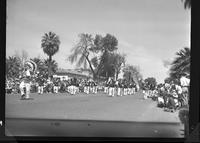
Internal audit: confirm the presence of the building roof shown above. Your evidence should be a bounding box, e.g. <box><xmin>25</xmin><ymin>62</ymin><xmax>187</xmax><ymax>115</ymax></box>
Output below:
<box><xmin>55</xmin><ymin>68</ymin><xmax>92</xmax><ymax>78</ymax></box>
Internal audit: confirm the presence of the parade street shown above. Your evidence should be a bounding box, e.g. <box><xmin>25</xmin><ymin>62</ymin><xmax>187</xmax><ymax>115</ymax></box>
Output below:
<box><xmin>6</xmin><ymin>91</ymin><xmax>181</xmax><ymax>122</ymax></box>
<box><xmin>5</xmin><ymin>92</ymin><xmax>184</xmax><ymax>137</ymax></box>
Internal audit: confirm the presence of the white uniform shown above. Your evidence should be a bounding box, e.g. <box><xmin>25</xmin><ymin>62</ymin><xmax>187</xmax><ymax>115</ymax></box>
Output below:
<box><xmin>53</xmin><ymin>86</ymin><xmax>59</xmax><ymax>94</ymax></box>
<box><xmin>180</xmin><ymin>76</ymin><xmax>190</xmax><ymax>87</ymax></box>
<box><xmin>136</xmin><ymin>84</ymin><xmax>139</xmax><ymax>92</ymax></box>
<box><xmin>180</xmin><ymin>76</ymin><xmax>190</xmax><ymax>105</ymax></box>
<box><xmin>172</xmin><ymin>91</ymin><xmax>179</xmax><ymax>106</ymax></box>
<box><xmin>180</xmin><ymin>76</ymin><xmax>190</xmax><ymax>93</ymax></box>
<box><xmin>158</xmin><ymin>96</ymin><xmax>164</xmax><ymax>104</ymax></box>
<box><xmin>164</xmin><ymin>83</ymin><xmax>170</xmax><ymax>93</ymax></box>
<box><xmin>175</xmin><ymin>85</ymin><xmax>182</xmax><ymax>94</ymax></box>
<box><xmin>20</xmin><ymin>69</ymin><xmax>31</xmax><ymax>99</ymax></box>
<box><xmin>38</xmin><ymin>86</ymin><xmax>44</xmax><ymax>94</ymax></box>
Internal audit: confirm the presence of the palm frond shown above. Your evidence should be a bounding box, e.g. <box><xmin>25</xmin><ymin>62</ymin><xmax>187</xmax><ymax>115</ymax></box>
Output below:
<box><xmin>170</xmin><ymin>47</ymin><xmax>190</xmax><ymax>78</ymax></box>
<box><xmin>41</xmin><ymin>31</ymin><xmax>60</xmax><ymax>58</ymax></box>
<box><xmin>76</xmin><ymin>54</ymin><xmax>86</xmax><ymax>67</ymax></box>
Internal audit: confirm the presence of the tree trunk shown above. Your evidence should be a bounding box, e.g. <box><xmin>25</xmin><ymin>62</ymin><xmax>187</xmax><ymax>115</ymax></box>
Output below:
<box><xmin>85</xmin><ymin>55</ymin><xmax>96</xmax><ymax>79</ymax></box>
<box><xmin>106</xmin><ymin>72</ymin><xmax>108</xmax><ymax>80</ymax></box>
<box><xmin>48</xmin><ymin>55</ymin><xmax>52</xmax><ymax>78</ymax></box>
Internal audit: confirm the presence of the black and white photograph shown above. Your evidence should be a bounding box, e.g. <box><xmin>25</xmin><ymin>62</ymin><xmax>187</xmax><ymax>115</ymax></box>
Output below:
<box><xmin>5</xmin><ymin>0</ymin><xmax>191</xmax><ymax>138</ymax></box>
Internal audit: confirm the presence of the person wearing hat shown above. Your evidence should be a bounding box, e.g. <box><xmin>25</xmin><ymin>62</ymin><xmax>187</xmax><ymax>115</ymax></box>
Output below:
<box><xmin>174</xmin><ymin>81</ymin><xmax>184</xmax><ymax>107</ymax></box>
<box><xmin>53</xmin><ymin>78</ymin><xmax>59</xmax><ymax>94</ymax></box>
<box><xmin>94</xmin><ymin>81</ymin><xmax>98</xmax><ymax>94</ymax></box>
<box><xmin>108</xmin><ymin>78</ymin><xmax>114</xmax><ymax>97</ymax></box>
<box><xmin>19</xmin><ymin>65</ymin><xmax>32</xmax><ymax>99</ymax></box>
<box><xmin>157</xmin><ymin>89</ymin><xmax>165</xmax><ymax>108</ymax></box>
<box><xmin>123</xmin><ymin>79</ymin><xmax>128</xmax><ymax>96</ymax></box>
<box><xmin>110</xmin><ymin>78</ymin><xmax>116</xmax><ymax>97</ymax></box>
<box><xmin>85</xmin><ymin>80</ymin><xmax>90</xmax><ymax>94</ymax></box>
<box><xmin>37</xmin><ymin>74</ymin><xmax>45</xmax><ymax>95</ymax></box>
<box><xmin>171</xmin><ymin>85</ymin><xmax>179</xmax><ymax>109</ymax></box>
<box><xmin>133</xmin><ymin>82</ymin><xmax>137</xmax><ymax>95</ymax></box>
<box><xmin>90</xmin><ymin>80</ymin><xmax>95</xmax><ymax>94</ymax></box>
<box><xmin>120</xmin><ymin>79</ymin><xmax>125</xmax><ymax>96</ymax></box>
<box><xmin>180</xmin><ymin>74</ymin><xmax>190</xmax><ymax>105</ymax></box>
<box><xmin>127</xmin><ymin>81</ymin><xmax>131</xmax><ymax>95</ymax></box>
<box><xmin>104</xmin><ymin>80</ymin><xmax>109</xmax><ymax>94</ymax></box>
<box><xmin>116</xmin><ymin>79</ymin><xmax>120</xmax><ymax>96</ymax></box>
<box><xmin>83</xmin><ymin>80</ymin><xmax>87</xmax><ymax>94</ymax></box>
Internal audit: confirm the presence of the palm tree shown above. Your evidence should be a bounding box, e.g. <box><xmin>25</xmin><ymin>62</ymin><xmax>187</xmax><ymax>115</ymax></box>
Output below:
<box><xmin>68</xmin><ymin>33</ymin><xmax>96</xmax><ymax>78</ymax></box>
<box><xmin>44</xmin><ymin>59</ymin><xmax>58</xmax><ymax>76</ymax></box>
<box><xmin>181</xmin><ymin>0</ymin><xmax>191</xmax><ymax>9</ymax></box>
<box><xmin>170</xmin><ymin>47</ymin><xmax>190</xmax><ymax>79</ymax></box>
<box><xmin>41</xmin><ymin>31</ymin><xmax>60</xmax><ymax>77</ymax></box>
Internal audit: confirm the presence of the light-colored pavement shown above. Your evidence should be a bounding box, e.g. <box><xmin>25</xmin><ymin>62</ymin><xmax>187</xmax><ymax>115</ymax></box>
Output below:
<box><xmin>6</xmin><ymin>91</ymin><xmax>181</xmax><ymax>122</ymax></box>
<box><xmin>5</xmin><ymin>91</ymin><xmax>184</xmax><ymax>137</ymax></box>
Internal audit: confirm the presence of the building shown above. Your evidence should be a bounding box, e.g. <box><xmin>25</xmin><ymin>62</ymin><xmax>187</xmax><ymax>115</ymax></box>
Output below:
<box><xmin>53</xmin><ymin>68</ymin><xmax>92</xmax><ymax>80</ymax></box>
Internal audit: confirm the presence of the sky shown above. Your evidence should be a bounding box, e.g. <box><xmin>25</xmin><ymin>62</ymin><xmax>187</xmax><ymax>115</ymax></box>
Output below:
<box><xmin>6</xmin><ymin>0</ymin><xmax>190</xmax><ymax>83</ymax></box>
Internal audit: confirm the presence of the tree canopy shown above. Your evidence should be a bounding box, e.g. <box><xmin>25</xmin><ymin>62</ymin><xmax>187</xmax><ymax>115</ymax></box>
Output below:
<box><xmin>6</xmin><ymin>56</ymin><xmax>21</xmax><ymax>79</ymax></box>
<box><xmin>123</xmin><ymin>65</ymin><xmax>142</xmax><ymax>85</ymax></box>
<box><xmin>144</xmin><ymin>77</ymin><xmax>157</xmax><ymax>90</ymax></box>
<box><xmin>169</xmin><ymin>47</ymin><xmax>190</xmax><ymax>79</ymax></box>
<box><xmin>68</xmin><ymin>33</ymin><xmax>119</xmax><ymax>80</ymax></box>
<box><xmin>41</xmin><ymin>31</ymin><xmax>60</xmax><ymax>77</ymax></box>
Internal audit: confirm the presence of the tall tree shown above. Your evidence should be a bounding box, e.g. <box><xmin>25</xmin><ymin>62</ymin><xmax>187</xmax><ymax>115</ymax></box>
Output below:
<box><xmin>99</xmin><ymin>52</ymin><xmax>126</xmax><ymax>80</ymax></box>
<box><xmin>68</xmin><ymin>33</ymin><xmax>119</xmax><ymax>80</ymax></box>
<box><xmin>68</xmin><ymin>33</ymin><xmax>96</xmax><ymax>78</ymax></box>
<box><xmin>123</xmin><ymin>65</ymin><xmax>142</xmax><ymax>85</ymax></box>
<box><xmin>144</xmin><ymin>77</ymin><xmax>157</xmax><ymax>90</ymax></box>
<box><xmin>41</xmin><ymin>31</ymin><xmax>60</xmax><ymax>77</ymax></box>
<box><xmin>98</xmin><ymin>52</ymin><xmax>116</xmax><ymax>78</ymax></box>
<box><xmin>94</xmin><ymin>34</ymin><xmax>118</xmax><ymax>79</ymax></box>
<box><xmin>113</xmin><ymin>53</ymin><xmax>126</xmax><ymax>80</ymax></box>
<box><xmin>169</xmin><ymin>47</ymin><xmax>190</xmax><ymax>79</ymax></box>
<box><xmin>44</xmin><ymin>59</ymin><xmax>58</xmax><ymax>76</ymax></box>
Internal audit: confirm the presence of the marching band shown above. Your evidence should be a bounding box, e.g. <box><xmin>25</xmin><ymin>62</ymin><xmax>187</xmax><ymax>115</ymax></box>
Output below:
<box><xmin>5</xmin><ymin>60</ymin><xmax>190</xmax><ymax>113</ymax></box>
<box><xmin>19</xmin><ymin>60</ymin><xmax>37</xmax><ymax>99</ymax></box>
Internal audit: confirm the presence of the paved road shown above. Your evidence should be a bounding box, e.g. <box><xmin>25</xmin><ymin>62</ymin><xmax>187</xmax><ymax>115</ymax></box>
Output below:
<box><xmin>6</xmin><ymin>91</ymin><xmax>181</xmax><ymax>122</ymax></box>
<box><xmin>5</xmin><ymin>91</ymin><xmax>184</xmax><ymax>137</ymax></box>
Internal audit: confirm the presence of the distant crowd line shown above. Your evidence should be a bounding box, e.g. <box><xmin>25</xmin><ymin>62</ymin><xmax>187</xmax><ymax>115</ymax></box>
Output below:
<box><xmin>6</xmin><ymin>73</ymin><xmax>189</xmax><ymax>112</ymax></box>
<box><xmin>5</xmin><ymin>76</ymin><xmax>139</xmax><ymax>96</ymax></box>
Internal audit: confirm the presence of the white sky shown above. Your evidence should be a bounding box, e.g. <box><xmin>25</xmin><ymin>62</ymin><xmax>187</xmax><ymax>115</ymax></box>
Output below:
<box><xmin>6</xmin><ymin>0</ymin><xmax>190</xmax><ymax>83</ymax></box>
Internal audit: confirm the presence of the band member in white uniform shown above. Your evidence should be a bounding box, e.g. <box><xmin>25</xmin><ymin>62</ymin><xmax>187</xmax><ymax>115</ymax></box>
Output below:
<box><xmin>123</xmin><ymin>80</ymin><xmax>128</xmax><ymax>96</ymax></box>
<box><xmin>108</xmin><ymin>78</ymin><xmax>115</xmax><ymax>97</ymax></box>
<box><xmin>94</xmin><ymin>81</ymin><xmax>98</xmax><ymax>94</ymax></box>
<box><xmin>19</xmin><ymin>60</ymin><xmax>37</xmax><ymax>99</ymax></box>
<box><xmin>19</xmin><ymin>66</ymin><xmax>31</xmax><ymax>99</ymax></box>
<box><xmin>180</xmin><ymin>74</ymin><xmax>190</xmax><ymax>105</ymax></box>
<box><xmin>116</xmin><ymin>80</ymin><xmax>120</xmax><ymax>96</ymax></box>
<box><xmin>53</xmin><ymin>78</ymin><xmax>59</xmax><ymax>94</ymax></box>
